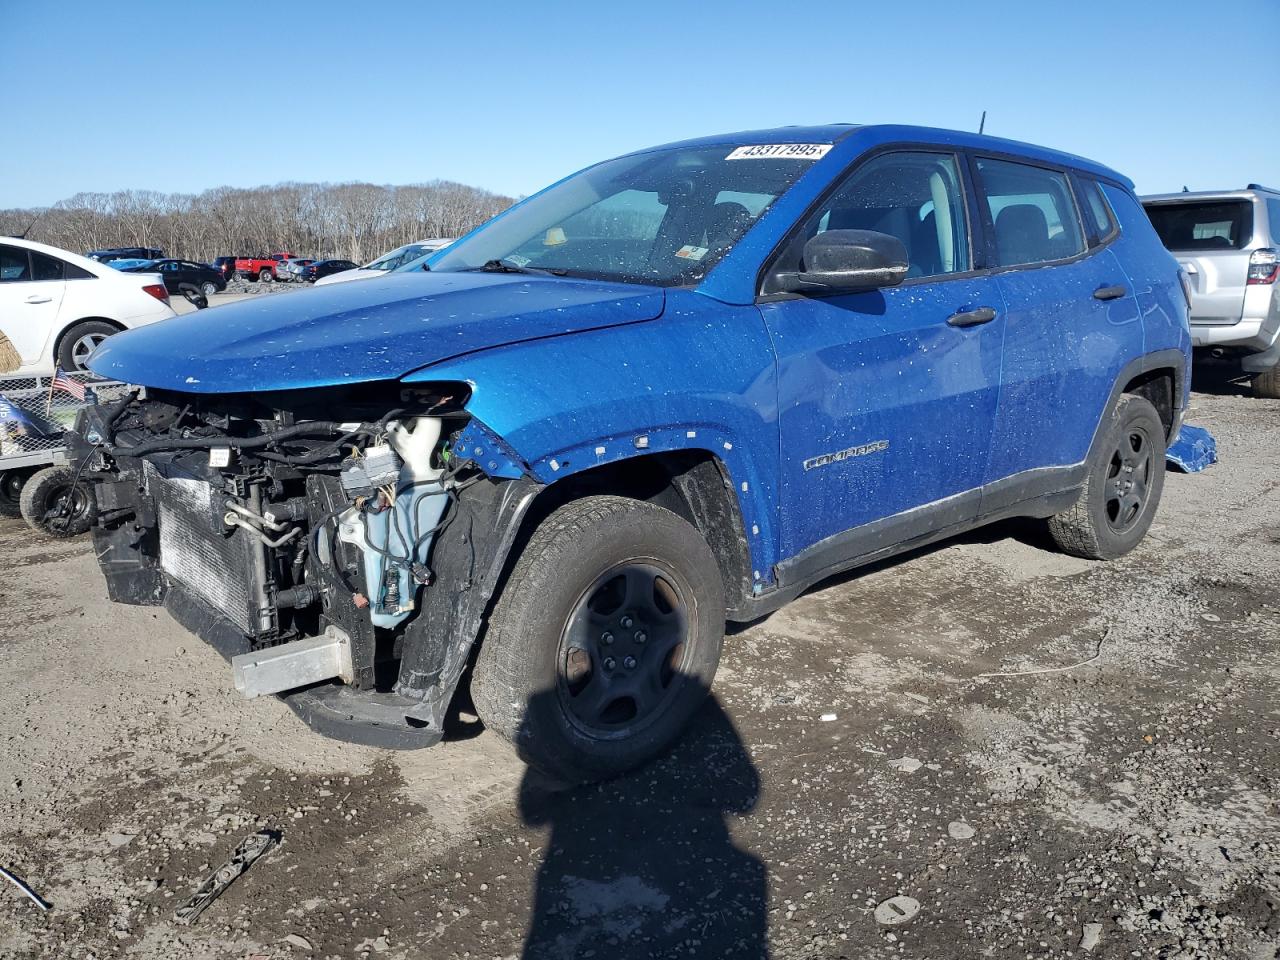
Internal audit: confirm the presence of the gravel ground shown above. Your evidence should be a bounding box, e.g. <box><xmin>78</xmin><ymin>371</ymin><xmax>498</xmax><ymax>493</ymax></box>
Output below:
<box><xmin>1</xmin><ymin>364</ymin><xmax>1277</xmax><ymax>960</ymax></box>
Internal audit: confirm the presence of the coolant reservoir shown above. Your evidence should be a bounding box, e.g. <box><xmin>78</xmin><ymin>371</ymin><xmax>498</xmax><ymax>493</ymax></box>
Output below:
<box><xmin>337</xmin><ymin>416</ymin><xmax>448</xmax><ymax>630</ymax></box>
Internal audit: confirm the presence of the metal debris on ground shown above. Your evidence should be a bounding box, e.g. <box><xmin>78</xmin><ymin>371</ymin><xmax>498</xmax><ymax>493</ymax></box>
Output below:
<box><xmin>874</xmin><ymin>895</ymin><xmax>921</xmax><ymax>925</ymax></box>
<box><xmin>173</xmin><ymin>830</ymin><xmax>279</xmax><ymax>925</ymax></box>
<box><xmin>0</xmin><ymin>864</ymin><xmax>50</xmax><ymax>911</ymax></box>
<box><xmin>1166</xmin><ymin>423</ymin><xmax>1218</xmax><ymax>473</ymax></box>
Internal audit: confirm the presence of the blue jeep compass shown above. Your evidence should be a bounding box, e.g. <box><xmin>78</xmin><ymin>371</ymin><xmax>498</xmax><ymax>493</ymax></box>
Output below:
<box><xmin>78</xmin><ymin>124</ymin><xmax>1191</xmax><ymax>781</ymax></box>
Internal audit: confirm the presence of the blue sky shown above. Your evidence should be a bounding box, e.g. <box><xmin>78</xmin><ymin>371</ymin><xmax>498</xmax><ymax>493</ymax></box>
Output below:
<box><xmin>2</xmin><ymin>0</ymin><xmax>1276</xmax><ymax>207</ymax></box>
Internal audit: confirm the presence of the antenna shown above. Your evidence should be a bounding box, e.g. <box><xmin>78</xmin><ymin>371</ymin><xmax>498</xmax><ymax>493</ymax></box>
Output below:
<box><xmin>978</xmin><ymin>111</ymin><xmax>986</xmax><ymax>135</ymax></box>
<box><xmin>15</xmin><ymin>216</ymin><xmax>38</xmax><ymax>239</ymax></box>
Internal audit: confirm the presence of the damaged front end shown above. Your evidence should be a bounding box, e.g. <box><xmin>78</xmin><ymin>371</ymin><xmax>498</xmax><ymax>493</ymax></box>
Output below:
<box><xmin>71</xmin><ymin>382</ymin><xmax>539</xmax><ymax>747</ymax></box>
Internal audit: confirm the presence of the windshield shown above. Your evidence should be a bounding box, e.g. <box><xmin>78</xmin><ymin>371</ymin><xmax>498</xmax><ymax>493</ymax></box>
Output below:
<box><xmin>366</xmin><ymin>244</ymin><xmax>432</xmax><ymax>271</ymax></box>
<box><xmin>1144</xmin><ymin>200</ymin><xmax>1254</xmax><ymax>251</ymax></box>
<box><xmin>429</xmin><ymin>144</ymin><xmax>823</xmax><ymax>286</ymax></box>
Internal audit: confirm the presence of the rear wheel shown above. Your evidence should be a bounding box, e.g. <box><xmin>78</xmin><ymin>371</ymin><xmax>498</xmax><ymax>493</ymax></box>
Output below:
<box><xmin>1048</xmin><ymin>394</ymin><xmax>1166</xmax><ymax>560</ymax></box>
<box><xmin>258</xmin><ymin>269</ymin><xmax>273</xmax><ymax>283</ymax></box>
<box><xmin>57</xmin><ymin>320</ymin><xmax>117</xmax><ymax>371</ymax></box>
<box><xmin>20</xmin><ymin>465</ymin><xmax>95</xmax><ymax>537</ymax></box>
<box><xmin>200</xmin><ymin>281</ymin><xmax>218</xmax><ymax>297</ymax></box>
<box><xmin>472</xmin><ymin>496</ymin><xmax>725</xmax><ymax>784</ymax></box>
<box><xmin>0</xmin><ymin>469</ymin><xmax>32</xmax><ymax>518</ymax></box>
<box><xmin>1252</xmin><ymin>365</ymin><xmax>1280</xmax><ymax>400</ymax></box>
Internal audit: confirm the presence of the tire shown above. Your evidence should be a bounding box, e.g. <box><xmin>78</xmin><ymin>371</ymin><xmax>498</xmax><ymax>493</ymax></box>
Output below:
<box><xmin>0</xmin><ymin>469</ymin><xmax>31</xmax><ymax>519</ymax></box>
<box><xmin>1048</xmin><ymin>394</ymin><xmax>1166</xmax><ymax>560</ymax></box>
<box><xmin>472</xmin><ymin>495</ymin><xmax>726</xmax><ymax>784</ymax></box>
<box><xmin>201</xmin><ymin>281</ymin><xmax>218</xmax><ymax>297</ymax></box>
<box><xmin>258</xmin><ymin>269</ymin><xmax>273</xmax><ymax>283</ymax></box>
<box><xmin>56</xmin><ymin>320</ymin><xmax>118</xmax><ymax>372</ymax></box>
<box><xmin>1252</xmin><ymin>365</ymin><xmax>1280</xmax><ymax>400</ymax></box>
<box><xmin>19</xmin><ymin>465</ymin><xmax>96</xmax><ymax>537</ymax></box>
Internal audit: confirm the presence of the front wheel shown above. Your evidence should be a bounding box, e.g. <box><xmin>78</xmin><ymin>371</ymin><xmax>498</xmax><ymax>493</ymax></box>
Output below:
<box><xmin>472</xmin><ymin>496</ymin><xmax>726</xmax><ymax>784</ymax></box>
<box><xmin>1048</xmin><ymin>394</ymin><xmax>1166</xmax><ymax>560</ymax></box>
<box><xmin>201</xmin><ymin>281</ymin><xmax>218</xmax><ymax>297</ymax></box>
<box><xmin>20</xmin><ymin>465</ymin><xmax>96</xmax><ymax>537</ymax></box>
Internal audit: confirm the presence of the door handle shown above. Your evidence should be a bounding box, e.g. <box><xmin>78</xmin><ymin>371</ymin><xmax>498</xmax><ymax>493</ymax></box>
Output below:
<box><xmin>1093</xmin><ymin>284</ymin><xmax>1127</xmax><ymax>301</ymax></box>
<box><xmin>947</xmin><ymin>306</ymin><xmax>997</xmax><ymax>327</ymax></box>
<box><xmin>24</xmin><ymin>295</ymin><xmax>52</xmax><ymax>304</ymax></box>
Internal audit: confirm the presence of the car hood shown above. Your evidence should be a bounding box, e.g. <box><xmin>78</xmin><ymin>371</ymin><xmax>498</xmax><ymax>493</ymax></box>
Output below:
<box><xmin>87</xmin><ymin>271</ymin><xmax>666</xmax><ymax>393</ymax></box>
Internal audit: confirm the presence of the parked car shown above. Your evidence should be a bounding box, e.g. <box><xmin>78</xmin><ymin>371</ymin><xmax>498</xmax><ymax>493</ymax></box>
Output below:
<box><xmin>212</xmin><ymin>257</ymin><xmax>240</xmax><ymax>281</ymax></box>
<box><xmin>102</xmin><ymin>258</ymin><xmax>155</xmax><ymax>271</ymax></box>
<box><xmin>0</xmin><ymin>237</ymin><xmax>174</xmax><ymax>373</ymax></box>
<box><xmin>120</xmin><ymin>259</ymin><xmax>226</xmax><ymax>297</ymax></box>
<box><xmin>314</xmin><ymin>239</ymin><xmax>454</xmax><ymax>286</ymax></box>
<box><xmin>87</xmin><ymin>247</ymin><xmax>164</xmax><ymax>263</ymax></box>
<box><xmin>1141</xmin><ymin>185</ymin><xmax>1280</xmax><ymax>397</ymax></box>
<box><xmin>233</xmin><ymin>252</ymin><xmax>295</xmax><ymax>283</ymax></box>
<box><xmin>78</xmin><ymin>124</ymin><xmax>1189</xmax><ymax>782</ymax></box>
<box><xmin>277</xmin><ymin>258</ymin><xmax>317</xmax><ymax>282</ymax></box>
<box><xmin>300</xmin><ymin>259</ymin><xmax>359</xmax><ymax>282</ymax></box>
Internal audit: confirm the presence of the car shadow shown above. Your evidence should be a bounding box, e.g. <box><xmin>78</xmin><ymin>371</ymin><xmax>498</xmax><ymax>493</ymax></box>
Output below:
<box><xmin>515</xmin><ymin>690</ymin><xmax>769</xmax><ymax>959</ymax></box>
<box><xmin>1191</xmin><ymin>353</ymin><xmax>1252</xmax><ymax>397</ymax></box>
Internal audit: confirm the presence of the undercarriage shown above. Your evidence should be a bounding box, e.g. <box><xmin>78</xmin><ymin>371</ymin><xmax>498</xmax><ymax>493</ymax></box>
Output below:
<box><xmin>70</xmin><ymin>382</ymin><xmax>539</xmax><ymax>747</ymax></box>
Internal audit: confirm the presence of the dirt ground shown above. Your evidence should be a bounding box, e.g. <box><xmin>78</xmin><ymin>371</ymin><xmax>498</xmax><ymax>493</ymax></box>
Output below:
<box><xmin>1</xmin><ymin>362</ymin><xmax>1277</xmax><ymax>960</ymax></box>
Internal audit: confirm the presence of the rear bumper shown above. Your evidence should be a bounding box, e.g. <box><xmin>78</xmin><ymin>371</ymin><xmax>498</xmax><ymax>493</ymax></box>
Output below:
<box><xmin>1191</xmin><ymin>313</ymin><xmax>1280</xmax><ymax>352</ymax></box>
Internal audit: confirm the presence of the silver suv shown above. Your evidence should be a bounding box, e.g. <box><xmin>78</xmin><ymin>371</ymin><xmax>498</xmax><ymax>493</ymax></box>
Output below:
<box><xmin>1142</xmin><ymin>185</ymin><xmax>1280</xmax><ymax>397</ymax></box>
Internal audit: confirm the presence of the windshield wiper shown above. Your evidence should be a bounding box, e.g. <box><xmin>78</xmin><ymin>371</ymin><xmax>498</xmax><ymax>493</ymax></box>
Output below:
<box><xmin>476</xmin><ymin>259</ymin><xmax>567</xmax><ymax>277</ymax></box>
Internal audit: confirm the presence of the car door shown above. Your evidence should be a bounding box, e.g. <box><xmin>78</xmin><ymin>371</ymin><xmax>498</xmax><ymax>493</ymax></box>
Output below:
<box><xmin>0</xmin><ymin>244</ymin><xmax>66</xmax><ymax>367</ymax></box>
<box><xmin>972</xmin><ymin>157</ymin><xmax>1142</xmax><ymax>498</ymax></box>
<box><xmin>757</xmin><ymin>150</ymin><xmax>1005</xmax><ymax>566</ymax></box>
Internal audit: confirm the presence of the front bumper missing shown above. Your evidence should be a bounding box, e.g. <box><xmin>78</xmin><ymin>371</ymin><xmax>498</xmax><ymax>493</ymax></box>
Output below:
<box><xmin>165</xmin><ymin>584</ymin><xmax>445</xmax><ymax>749</ymax></box>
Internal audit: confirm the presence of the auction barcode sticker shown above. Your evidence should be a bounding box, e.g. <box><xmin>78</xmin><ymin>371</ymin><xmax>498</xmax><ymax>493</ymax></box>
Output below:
<box><xmin>726</xmin><ymin>143</ymin><xmax>832</xmax><ymax>161</ymax></box>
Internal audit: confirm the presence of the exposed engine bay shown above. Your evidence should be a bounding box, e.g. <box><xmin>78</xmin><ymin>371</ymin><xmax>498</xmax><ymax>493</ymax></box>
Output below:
<box><xmin>69</xmin><ymin>382</ymin><xmax>540</xmax><ymax>747</ymax></box>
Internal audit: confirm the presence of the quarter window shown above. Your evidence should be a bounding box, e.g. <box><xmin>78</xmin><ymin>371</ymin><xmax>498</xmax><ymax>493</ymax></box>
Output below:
<box><xmin>1268</xmin><ymin>199</ymin><xmax>1280</xmax><ymax>243</ymax></box>
<box><xmin>770</xmin><ymin>151</ymin><xmax>970</xmax><ymax>290</ymax></box>
<box><xmin>977</xmin><ymin>158</ymin><xmax>1086</xmax><ymax>267</ymax></box>
<box><xmin>1078</xmin><ymin>178</ymin><xmax>1117</xmax><ymax>245</ymax></box>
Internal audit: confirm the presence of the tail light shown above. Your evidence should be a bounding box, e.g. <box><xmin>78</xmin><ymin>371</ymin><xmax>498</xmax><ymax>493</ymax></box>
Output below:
<box><xmin>1178</xmin><ymin>267</ymin><xmax>1194</xmax><ymax>310</ymax></box>
<box><xmin>1247</xmin><ymin>248</ymin><xmax>1278</xmax><ymax>285</ymax></box>
<box><xmin>142</xmin><ymin>283</ymin><xmax>170</xmax><ymax>303</ymax></box>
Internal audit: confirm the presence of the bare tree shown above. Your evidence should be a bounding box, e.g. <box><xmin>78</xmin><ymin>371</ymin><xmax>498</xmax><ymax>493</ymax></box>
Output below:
<box><xmin>0</xmin><ymin>179</ymin><xmax>513</xmax><ymax>264</ymax></box>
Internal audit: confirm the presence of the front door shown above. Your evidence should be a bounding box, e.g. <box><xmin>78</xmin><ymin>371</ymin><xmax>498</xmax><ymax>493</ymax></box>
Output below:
<box><xmin>757</xmin><ymin>150</ymin><xmax>1004</xmax><ymax>565</ymax></box>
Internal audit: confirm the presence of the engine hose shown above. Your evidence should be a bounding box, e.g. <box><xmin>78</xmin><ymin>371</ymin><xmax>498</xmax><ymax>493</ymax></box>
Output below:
<box><xmin>106</xmin><ymin>420</ymin><xmax>368</xmax><ymax>457</ymax></box>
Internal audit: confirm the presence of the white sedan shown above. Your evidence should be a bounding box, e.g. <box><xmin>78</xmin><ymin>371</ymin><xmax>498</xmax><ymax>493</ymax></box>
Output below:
<box><xmin>313</xmin><ymin>239</ymin><xmax>453</xmax><ymax>286</ymax></box>
<box><xmin>0</xmin><ymin>237</ymin><xmax>177</xmax><ymax>374</ymax></box>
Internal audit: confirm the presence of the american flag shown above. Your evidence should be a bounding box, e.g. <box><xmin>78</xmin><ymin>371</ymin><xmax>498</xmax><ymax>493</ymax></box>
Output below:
<box><xmin>51</xmin><ymin>366</ymin><xmax>86</xmax><ymax>401</ymax></box>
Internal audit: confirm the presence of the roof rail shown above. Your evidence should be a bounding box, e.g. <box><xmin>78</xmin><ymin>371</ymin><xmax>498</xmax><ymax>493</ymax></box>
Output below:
<box><xmin>1247</xmin><ymin>183</ymin><xmax>1279</xmax><ymax>194</ymax></box>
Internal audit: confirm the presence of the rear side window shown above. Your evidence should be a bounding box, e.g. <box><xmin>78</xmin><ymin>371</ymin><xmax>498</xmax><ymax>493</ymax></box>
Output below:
<box><xmin>976</xmin><ymin>158</ymin><xmax>1086</xmax><ymax>267</ymax></box>
<box><xmin>1268</xmin><ymin>199</ymin><xmax>1280</xmax><ymax>242</ymax></box>
<box><xmin>1078</xmin><ymin>178</ymin><xmax>1117</xmax><ymax>245</ymax></box>
<box><xmin>1143</xmin><ymin>200</ymin><xmax>1253</xmax><ymax>251</ymax></box>
<box><xmin>31</xmin><ymin>251</ymin><xmax>64</xmax><ymax>281</ymax></box>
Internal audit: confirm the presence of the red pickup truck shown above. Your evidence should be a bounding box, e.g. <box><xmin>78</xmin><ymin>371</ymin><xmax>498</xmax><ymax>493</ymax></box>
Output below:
<box><xmin>233</xmin><ymin>252</ymin><xmax>295</xmax><ymax>283</ymax></box>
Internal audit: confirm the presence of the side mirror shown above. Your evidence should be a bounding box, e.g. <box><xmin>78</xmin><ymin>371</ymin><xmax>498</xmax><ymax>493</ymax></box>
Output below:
<box><xmin>776</xmin><ymin>229</ymin><xmax>909</xmax><ymax>294</ymax></box>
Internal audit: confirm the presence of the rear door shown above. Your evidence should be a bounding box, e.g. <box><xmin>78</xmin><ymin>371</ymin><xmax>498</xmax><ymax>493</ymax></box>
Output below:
<box><xmin>974</xmin><ymin>157</ymin><xmax>1142</xmax><ymax>491</ymax></box>
<box><xmin>0</xmin><ymin>244</ymin><xmax>66</xmax><ymax>367</ymax></box>
<box><xmin>758</xmin><ymin>149</ymin><xmax>1005</xmax><ymax>562</ymax></box>
<box><xmin>1142</xmin><ymin>199</ymin><xmax>1254</xmax><ymax>325</ymax></box>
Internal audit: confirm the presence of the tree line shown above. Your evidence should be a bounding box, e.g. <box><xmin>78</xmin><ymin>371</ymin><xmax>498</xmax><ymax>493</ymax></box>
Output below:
<box><xmin>0</xmin><ymin>180</ymin><xmax>516</xmax><ymax>265</ymax></box>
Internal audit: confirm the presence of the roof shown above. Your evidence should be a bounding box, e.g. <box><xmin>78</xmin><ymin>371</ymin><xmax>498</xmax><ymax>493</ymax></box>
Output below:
<box><xmin>1143</xmin><ymin>186</ymin><xmax>1280</xmax><ymax>203</ymax></box>
<box><xmin>627</xmin><ymin>123</ymin><xmax>1132</xmax><ymax>188</ymax></box>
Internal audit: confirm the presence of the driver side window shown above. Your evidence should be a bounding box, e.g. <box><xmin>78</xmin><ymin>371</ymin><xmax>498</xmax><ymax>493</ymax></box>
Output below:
<box><xmin>783</xmin><ymin>151</ymin><xmax>971</xmax><ymax>284</ymax></box>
